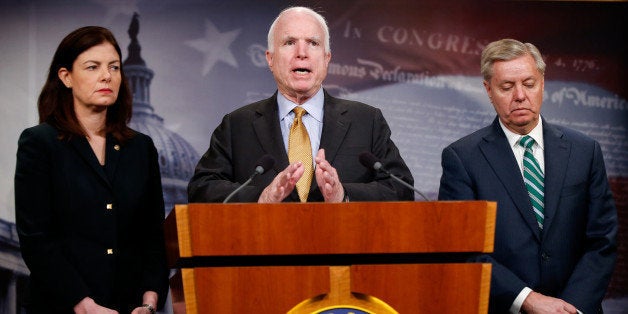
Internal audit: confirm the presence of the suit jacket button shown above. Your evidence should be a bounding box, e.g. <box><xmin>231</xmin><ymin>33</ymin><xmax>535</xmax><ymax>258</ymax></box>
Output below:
<box><xmin>541</xmin><ymin>252</ymin><xmax>550</xmax><ymax>260</ymax></box>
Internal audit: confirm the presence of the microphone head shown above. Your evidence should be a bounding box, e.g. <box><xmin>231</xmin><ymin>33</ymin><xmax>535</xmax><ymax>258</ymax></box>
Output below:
<box><xmin>359</xmin><ymin>151</ymin><xmax>381</xmax><ymax>171</ymax></box>
<box><xmin>255</xmin><ymin>154</ymin><xmax>276</xmax><ymax>174</ymax></box>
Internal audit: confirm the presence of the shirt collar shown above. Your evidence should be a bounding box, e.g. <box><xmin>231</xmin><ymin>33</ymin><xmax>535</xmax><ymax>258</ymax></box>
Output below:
<box><xmin>499</xmin><ymin>117</ymin><xmax>544</xmax><ymax>150</ymax></box>
<box><xmin>278</xmin><ymin>88</ymin><xmax>324</xmax><ymax>123</ymax></box>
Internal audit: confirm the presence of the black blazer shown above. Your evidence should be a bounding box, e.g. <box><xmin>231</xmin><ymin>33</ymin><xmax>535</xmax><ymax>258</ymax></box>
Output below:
<box><xmin>188</xmin><ymin>90</ymin><xmax>414</xmax><ymax>202</ymax></box>
<box><xmin>15</xmin><ymin>123</ymin><xmax>169</xmax><ymax>313</ymax></box>
<box><xmin>438</xmin><ymin>117</ymin><xmax>617</xmax><ymax>313</ymax></box>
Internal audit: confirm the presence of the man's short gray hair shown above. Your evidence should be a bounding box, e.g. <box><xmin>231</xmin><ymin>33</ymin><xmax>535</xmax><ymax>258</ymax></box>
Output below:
<box><xmin>267</xmin><ymin>6</ymin><xmax>331</xmax><ymax>54</ymax></box>
<box><xmin>480</xmin><ymin>38</ymin><xmax>545</xmax><ymax>81</ymax></box>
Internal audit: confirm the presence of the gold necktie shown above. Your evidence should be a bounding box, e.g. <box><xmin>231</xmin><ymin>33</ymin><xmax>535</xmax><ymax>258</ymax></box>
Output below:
<box><xmin>288</xmin><ymin>107</ymin><xmax>313</xmax><ymax>202</ymax></box>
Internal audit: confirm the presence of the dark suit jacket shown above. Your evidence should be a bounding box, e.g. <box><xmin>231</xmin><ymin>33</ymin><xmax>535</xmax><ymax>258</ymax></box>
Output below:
<box><xmin>15</xmin><ymin>123</ymin><xmax>169</xmax><ymax>313</ymax></box>
<box><xmin>188</xmin><ymin>90</ymin><xmax>414</xmax><ymax>202</ymax></box>
<box><xmin>438</xmin><ymin>117</ymin><xmax>617</xmax><ymax>313</ymax></box>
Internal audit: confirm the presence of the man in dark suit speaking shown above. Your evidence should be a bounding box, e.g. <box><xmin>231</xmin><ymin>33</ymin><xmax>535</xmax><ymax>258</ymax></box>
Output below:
<box><xmin>188</xmin><ymin>6</ymin><xmax>413</xmax><ymax>203</ymax></box>
<box><xmin>438</xmin><ymin>38</ymin><xmax>617</xmax><ymax>313</ymax></box>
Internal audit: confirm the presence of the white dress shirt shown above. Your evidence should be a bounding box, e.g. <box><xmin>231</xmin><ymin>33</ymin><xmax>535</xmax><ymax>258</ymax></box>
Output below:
<box><xmin>277</xmin><ymin>88</ymin><xmax>324</xmax><ymax>166</ymax></box>
<box><xmin>499</xmin><ymin>118</ymin><xmax>545</xmax><ymax>314</ymax></box>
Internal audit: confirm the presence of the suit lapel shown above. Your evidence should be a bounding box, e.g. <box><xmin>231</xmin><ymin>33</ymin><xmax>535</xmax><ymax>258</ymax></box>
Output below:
<box><xmin>69</xmin><ymin>136</ymin><xmax>113</xmax><ymax>190</ymax></box>
<box><xmin>540</xmin><ymin>121</ymin><xmax>570</xmax><ymax>234</ymax></box>
<box><xmin>252</xmin><ymin>94</ymin><xmax>290</xmax><ymax>172</ymax></box>
<box><xmin>319</xmin><ymin>91</ymin><xmax>350</xmax><ymax>164</ymax></box>
<box><xmin>480</xmin><ymin>119</ymin><xmax>542</xmax><ymax>241</ymax></box>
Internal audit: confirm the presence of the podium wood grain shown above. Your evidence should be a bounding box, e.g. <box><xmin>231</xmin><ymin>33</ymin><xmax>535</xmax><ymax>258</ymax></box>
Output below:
<box><xmin>166</xmin><ymin>201</ymin><xmax>495</xmax><ymax>262</ymax></box>
<box><xmin>165</xmin><ymin>201</ymin><xmax>496</xmax><ymax>314</ymax></box>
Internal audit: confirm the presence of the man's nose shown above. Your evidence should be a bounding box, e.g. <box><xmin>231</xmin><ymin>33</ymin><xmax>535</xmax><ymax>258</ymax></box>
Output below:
<box><xmin>513</xmin><ymin>84</ymin><xmax>525</xmax><ymax>101</ymax></box>
<box><xmin>296</xmin><ymin>41</ymin><xmax>308</xmax><ymax>59</ymax></box>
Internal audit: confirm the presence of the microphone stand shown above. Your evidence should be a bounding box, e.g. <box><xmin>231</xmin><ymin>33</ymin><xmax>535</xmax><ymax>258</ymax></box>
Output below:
<box><xmin>381</xmin><ymin>169</ymin><xmax>430</xmax><ymax>201</ymax></box>
<box><xmin>223</xmin><ymin>170</ymin><xmax>259</xmax><ymax>203</ymax></box>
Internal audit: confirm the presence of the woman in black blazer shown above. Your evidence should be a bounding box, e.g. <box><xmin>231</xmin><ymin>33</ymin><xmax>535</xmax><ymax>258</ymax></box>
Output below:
<box><xmin>14</xmin><ymin>26</ymin><xmax>169</xmax><ymax>314</ymax></box>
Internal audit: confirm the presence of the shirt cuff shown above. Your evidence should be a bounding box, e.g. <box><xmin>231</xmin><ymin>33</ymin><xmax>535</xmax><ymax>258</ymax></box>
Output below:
<box><xmin>510</xmin><ymin>287</ymin><xmax>533</xmax><ymax>314</ymax></box>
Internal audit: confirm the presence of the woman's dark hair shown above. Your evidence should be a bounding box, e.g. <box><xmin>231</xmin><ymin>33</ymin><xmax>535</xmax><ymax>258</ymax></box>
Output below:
<box><xmin>38</xmin><ymin>26</ymin><xmax>134</xmax><ymax>142</ymax></box>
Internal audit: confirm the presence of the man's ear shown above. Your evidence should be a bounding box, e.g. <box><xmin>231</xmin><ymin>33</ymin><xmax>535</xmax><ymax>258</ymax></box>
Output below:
<box><xmin>265</xmin><ymin>50</ymin><xmax>273</xmax><ymax>71</ymax></box>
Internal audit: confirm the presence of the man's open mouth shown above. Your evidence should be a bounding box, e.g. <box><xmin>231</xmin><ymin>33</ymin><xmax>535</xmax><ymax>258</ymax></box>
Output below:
<box><xmin>293</xmin><ymin>68</ymin><xmax>311</xmax><ymax>74</ymax></box>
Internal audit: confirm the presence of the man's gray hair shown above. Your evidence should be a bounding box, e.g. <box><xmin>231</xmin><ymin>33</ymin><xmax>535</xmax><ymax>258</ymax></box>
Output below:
<box><xmin>480</xmin><ymin>38</ymin><xmax>545</xmax><ymax>81</ymax></box>
<box><xmin>267</xmin><ymin>6</ymin><xmax>330</xmax><ymax>54</ymax></box>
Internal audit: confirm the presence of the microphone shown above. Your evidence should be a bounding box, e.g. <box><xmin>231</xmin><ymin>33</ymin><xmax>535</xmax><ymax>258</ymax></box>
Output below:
<box><xmin>359</xmin><ymin>151</ymin><xmax>430</xmax><ymax>201</ymax></box>
<box><xmin>223</xmin><ymin>154</ymin><xmax>276</xmax><ymax>203</ymax></box>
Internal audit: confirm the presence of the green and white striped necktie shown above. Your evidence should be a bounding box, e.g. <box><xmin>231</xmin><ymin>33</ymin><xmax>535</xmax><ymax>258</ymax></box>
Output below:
<box><xmin>519</xmin><ymin>135</ymin><xmax>545</xmax><ymax>229</ymax></box>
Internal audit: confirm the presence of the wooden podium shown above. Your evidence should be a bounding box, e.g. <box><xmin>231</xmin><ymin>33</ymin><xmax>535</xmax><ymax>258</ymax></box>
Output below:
<box><xmin>164</xmin><ymin>201</ymin><xmax>496</xmax><ymax>314</ymax></box>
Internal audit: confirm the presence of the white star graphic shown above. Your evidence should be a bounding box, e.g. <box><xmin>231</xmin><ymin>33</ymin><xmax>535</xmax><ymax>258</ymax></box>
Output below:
<box><xmin>90</xmin><ymin>0</ymin><xmax>140</xmax><ymax>24</ymax></box>
<box><xmin>185</xmin><ymin>19</ymin><xmax>241</xmax><ymax>76</ymax></box>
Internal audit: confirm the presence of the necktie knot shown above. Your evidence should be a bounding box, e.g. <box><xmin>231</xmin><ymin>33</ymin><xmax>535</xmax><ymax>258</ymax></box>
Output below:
<box><xmin>519</xmin><ymin>135</ymin><xmax>535</xmax><ymax>150</ymax></box>
<box><xmin>293</xmin><ymin>106</ymin><xmax>307</xmax><ymax>119</ymax></box>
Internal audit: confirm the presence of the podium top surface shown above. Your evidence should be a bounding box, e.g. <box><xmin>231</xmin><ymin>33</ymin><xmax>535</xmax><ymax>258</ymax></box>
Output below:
<box><xmin>165</xmin><ymin>201</ymin><xmax>495</xmax><ymax>267</ymax></box>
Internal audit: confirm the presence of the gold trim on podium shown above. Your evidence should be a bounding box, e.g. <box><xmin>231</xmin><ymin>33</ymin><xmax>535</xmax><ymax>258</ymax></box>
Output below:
<box><xmin>288</xmin><ymin>266</ymin><xmax>398</xmax><ymax>314</ymax></box>
<box><xmin>175</xmin><ymin>204</ymin><xmax>192</xmax><ymax>258</ymax></box>
<box><xmin>482</xmin><ymin>202</ymin><xmax>497</xmax><ymax>252</ymax></box>
<box><xmin>478</xmin><ymin>264</ymin><xmax>492</xmax><ymax>314</ymax></box>
<box><xmin>181</xmin><ymin>269</ymin><xmax>197</xmax><ymax>314</ymax></box>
